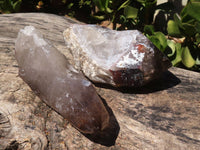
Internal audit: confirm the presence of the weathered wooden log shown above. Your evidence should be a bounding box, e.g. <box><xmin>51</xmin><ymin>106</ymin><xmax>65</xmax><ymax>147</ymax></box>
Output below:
<box><xmin>0</xmin><ymin>13</ymin><xmax>200</xmax><ymax>150</ymax></box>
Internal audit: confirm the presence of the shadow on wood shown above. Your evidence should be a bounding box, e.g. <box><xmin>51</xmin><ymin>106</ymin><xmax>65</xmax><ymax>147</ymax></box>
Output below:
<box><xmin>95</xmin><ymin>70</ymin><xmax>181</xmax><ymax>94</ymax></box>
<box><xmin>5</xmin><ymin>140</ymin><xmax>19</xmax><ymax>150</ymax></box>
<box><xmin>83</xmin><ymin>97</ymin><xmax>120</xmax><ymax>146</ymax></box>
<box><xmin>125</xmin><ymin>102</ymin><xmax>200</xmax><ymax>144</ymax></box>
<box><xmin>1</xmin><ymin>13</ymin><xmax>200</xmax><ymax>149</ymax></box>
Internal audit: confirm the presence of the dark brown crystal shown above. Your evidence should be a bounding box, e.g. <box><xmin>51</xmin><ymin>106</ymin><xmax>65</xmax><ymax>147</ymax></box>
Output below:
<box><xmin>63</xmin><ymin>24</ymin><xmax>171</xmax><ymax>87</ymax></box>
<box><xmin>15</xmin><ymin>26</ymin><xmax>110</xmax><ymax>134</ymax></box>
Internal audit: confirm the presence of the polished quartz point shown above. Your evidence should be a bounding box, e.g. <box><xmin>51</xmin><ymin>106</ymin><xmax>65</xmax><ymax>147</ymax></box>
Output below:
<box><xmin>63</xmin><ymin>24</ymin><xmax>171</xmax><ymax>87</ymax></box>
<box><xmin>15</xmin><ymin>26</ymin><xmax>110</xmax><ymax>134</ymax></box>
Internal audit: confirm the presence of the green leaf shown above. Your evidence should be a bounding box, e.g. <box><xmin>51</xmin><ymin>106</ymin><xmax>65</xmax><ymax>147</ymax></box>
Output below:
<box><xmin>181</xmin><ymin>13</ymin><xmax>195</xmax><ymax>24</ymax></box>
<box><xmin>93</xmin><ymin>0</ymin><xmax>105</xmax><ymax>11</ymax></box>
<box><xmin>149</xmin><ymin>36</ymin><xmax>160</xmax><ymax>49</ymax></box>
<box><xmin>124</xmin><ymin>6</ymin><xmax>138</xmax><ymax>19</ymax></box>
<box><xmin>102</xmin><ymin>0</ymin><xmax>112</xmax><ymax>13</ymax></box>
<box><xmin>154</xmin><ymin>32</ymin><xmax>168</xmax><ymax>51</ymax></box>
<box><xmin>62</xmin><ymin>0</ymin><xmax>66</xmax><ymax>4</ymax></box>
<box><xmin>144</xmin><ymin>25</ymin><xmax>154</xmax><ymax>36</ymax></box>
<box><xmin>180</xmin><ymin>4</ymin><xmax>187</xmax><ymax>18</ymax></box>
<box><xmin>136</xmin><ymin>0</ymin><xmax>145</xmax><ymax>6</ymax></box>
<box><xmin>196</xmin><ymin>56</ymin><xmax>200</xmax><ymax>65</ymax></box>
<box><xmin>136</xmin><ymin>0</ymin><xmax>145</xmax><ymax>3</ymax></box>
<box><xmin>167</xmin><ymin>40</ymin><xmax>176</xmax><ymax>57</ymax></box>
<box><xmin>67</xmin><ymin>3</ymin><xmax>74</xmax><ymax>9</ymax></box>
<box><xmin>190</xmin><ymin>0</ymin><xmax>200</xmax><ymax>2</ymax></box>
<box><xmin>149</xmin><ymin>32</ymin><xmax>167</xmax><ymax>52</ymax></box>
<box><xmin>167</xmin><ymin>20</ymin><xmax>182</xmax><ymax>37</ymax></box>
<box><xmin>106</xmin><ymin>7</ymin><xmax>113</xmax><ymax>13</ymax></box>
<box><xmin>195</xmin><ymin>33</ymin><xmax>200</xmax><ymax>43</ymax></box>
<box><xmin>171</xmin><ymin>43</ymin><xmax>182</xmax><ymax>66</ymax></box>
<box><xmin>1</xmin><ymin>0</ymin><xmax>13</xmax><ymax>13</ymax></box>
<box><xmin>186</xmin><ymin>2</ymin><xmax>200</xmax><ymax>22</ymax></box>
<box><xmin>117</xmin><ymin>0</ymin><xmax>130</xmax><ymax>11</ymax></box>
<box><xmin>182</xmin><ymin>23</ymin><xmax>196</xmax><ymax>36</ymax></box>
<box><xmin>136</xmin><ymin>0</ymin><xmax>157</xmax><ymax>7</ymax></box>
<box><xmin>119</xmin><ymin>15</ymin><xmax>127</xmax><ymax>24</ymax></box>
<box><xmin>103</xmin><ymin>0</ymin><xmax>109</xmax><ymax>8</ymax></box>
<box><xmin>130</xmin><ymin>19</ymin><xmax>137</xmax><ymax>26</ymax></box>
<box><xmin>173</xmin><ymin>13</ymin><xmax>183</xmax><ymax>29</ymax></box>
<box><xmin>13</xmin><ymin>0</ymin><xmax>21</xmax><ymax>12</ymax></box>
<box><xmin>181</xmin><ymin>1</ymin><xmax>200</xmax><ymax>23</ymax></box>
<box><xmin>145</xmin><ymin>0</ymin><xmax>157</xmax><ymax>7</ymax></box>
<box><xmin>93</xmin><ymin>0</ymin><xmax>112</xmax><ymax>13</ymax></box>
<box><xmin>195</xmin><ymin>22</ymin><xmax>200</xmax><ymax>33</ymax></box>
<box><xmin>10</xmin><ymin>0</ymin><xmax>13</xmax><ymax>6</ymax></box>
<box><xmin>92</xmin><ymin>15</ymin><xmax>106</xmax><ymax>20</ymax></box>
<box><xmin>181</xmin><ymin>46</ymin><xmax>196</xmax><ymax>68</ymax></box>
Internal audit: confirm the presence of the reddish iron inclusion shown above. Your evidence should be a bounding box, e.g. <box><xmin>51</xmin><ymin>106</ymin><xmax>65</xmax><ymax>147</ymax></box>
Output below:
<box><xmin>109</xmin><ymin>69</ymin><xmax>143</xmax><ymax>87</ymax></box>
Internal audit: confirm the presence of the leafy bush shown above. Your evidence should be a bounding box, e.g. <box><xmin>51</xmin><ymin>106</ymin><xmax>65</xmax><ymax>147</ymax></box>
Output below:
<box><xmin>167</xmin><ymin>0</ymin><xmax>200</xmax><ymax>70</ymax></box>
<box><xmin>0</xmin><ymin>0</ymin><xmax>21</xmax><ymax>13</ymax></box>
<box><xmin>0</xmin><ymin>0</ymin><xmax>199</xmax><ymax>72</ymax></box>
<box><xmin>91</xmin><ymin>0</ymin><xmax>164</xmax><ymax>30</ymax></box>
<box><xmin>144</xmin><ymin>0</ymin><xmax>200</xmax><ymax>71</ymax></box>
<box><xmin>0</xmin><ymin>0</ymin><xmax>169</xmax><ymax>28</ymax></box>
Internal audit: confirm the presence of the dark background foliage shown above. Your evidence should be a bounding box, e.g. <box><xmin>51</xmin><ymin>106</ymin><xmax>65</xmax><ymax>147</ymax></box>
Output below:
<box><xmin>0</xmin><ymin>0</ymin><xmax>199</xmax><ymax>72</ymax></box>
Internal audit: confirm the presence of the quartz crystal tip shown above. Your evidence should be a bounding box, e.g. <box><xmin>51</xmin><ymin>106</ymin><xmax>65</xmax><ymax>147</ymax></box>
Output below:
<box><xmin>15</xmin><ymin>25</ymin><xmax>110</xmax><ymax>135</ymax></box>
<box><xmin>110</xmin><ymin>43</ymin><xmax>172</xmax><ymax>87</ymax></box>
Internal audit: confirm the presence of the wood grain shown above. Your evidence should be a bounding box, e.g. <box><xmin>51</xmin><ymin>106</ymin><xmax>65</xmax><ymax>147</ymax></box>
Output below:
<box><xmin>0</xmin><ymin>13</ymin><xmax>199</xmax><ymax>150</ymax></box>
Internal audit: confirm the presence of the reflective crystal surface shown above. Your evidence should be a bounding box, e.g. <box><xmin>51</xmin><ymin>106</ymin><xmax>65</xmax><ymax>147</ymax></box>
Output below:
<box><xmin>15</xmin><ymin>26</ymin><xmax>109</xmax><ymax>134</ymax></box>
<box><xmin>63</xmin><ymin>24</ymin><xmax>171</xmax><ymax>87</ymax></box>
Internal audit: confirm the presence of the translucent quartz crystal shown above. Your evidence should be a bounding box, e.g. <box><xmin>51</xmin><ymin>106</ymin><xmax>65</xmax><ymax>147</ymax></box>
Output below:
<box><xmin>63</xmin><ymin>24</ymin><xmax>171</xmax><ymax>87</ymax></box>
<box><xmin>15</xmin><ymin>26</ymin><xmax>109</xmax><ymax>134</ymax></box>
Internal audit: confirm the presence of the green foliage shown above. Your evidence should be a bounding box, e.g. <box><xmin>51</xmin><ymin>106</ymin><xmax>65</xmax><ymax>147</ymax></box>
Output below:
<box><xmin>0</xmin><ymin>0</ymin><xmax>170</xmax><ymax>30</ymax></box>
<box><xmin>167</xmin><ymin>20</ymin><xmax>181</xmax><ymax>37</ymax></box>
<box><xmin>144</xmin><ymin>25</ymin><xmax>168</xmax><ymax>53</ymax></box>
<box><xmin>144</xmin><ymin>0</ymin><xmax>200</xmax><ymax>71</ymax></box>
<box><xmin>124</xmin><ymin>6</ymin><xmax>138</xmax><ymax>19</ymax></box>
<box><xmin>166</xmin><ymin>0</ymin><xmax>200</xmax><ymax>71</ymax></box>
<box><xmin>148</xmin><ymin>32</ymin><xmax>167</xmax><ymax>52</ymax></box>
<box><xmin>0</xmin><ymin>0</ymin><xmax>21</xmax><ymax>13</ymax></box>
<box><xmin>181</xmin><ymin>46</ymin><xmax>196</xmax><ymax>68</ymax></box>
<box><xmin>91</xmin><ymin>0</ymin><xmax>160</xmax><ymax>30</ymax></box>
<box><xmin>1</xmin><ymin>0</ymin><xmax>199</xmax><ymax>72</ymax></box>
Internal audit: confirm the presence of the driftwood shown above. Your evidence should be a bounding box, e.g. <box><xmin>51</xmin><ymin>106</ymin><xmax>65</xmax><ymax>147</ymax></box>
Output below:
<box><xmin>0</xmin><ymin>13</ymin><xmax>200</xmax><ymax>150</ymax></box>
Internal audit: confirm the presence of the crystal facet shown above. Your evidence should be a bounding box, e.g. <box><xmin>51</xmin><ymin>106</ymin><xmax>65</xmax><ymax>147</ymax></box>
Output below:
<box><xmin>15</xmin><ymin>26</ymin><xmax>109</xmax><ymax>134</ymax></box>
<box><xmin>63</xmin><ymin>24</ymin><xmax>171</xmax><ymax>87</ymax></box>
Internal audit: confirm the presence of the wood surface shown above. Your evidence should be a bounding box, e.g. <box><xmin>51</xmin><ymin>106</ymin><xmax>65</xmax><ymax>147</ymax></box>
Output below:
<box><xmin>0</xmin><ymin>13</ymin><xmax>200</xmax><ymax>150</ymax></box>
